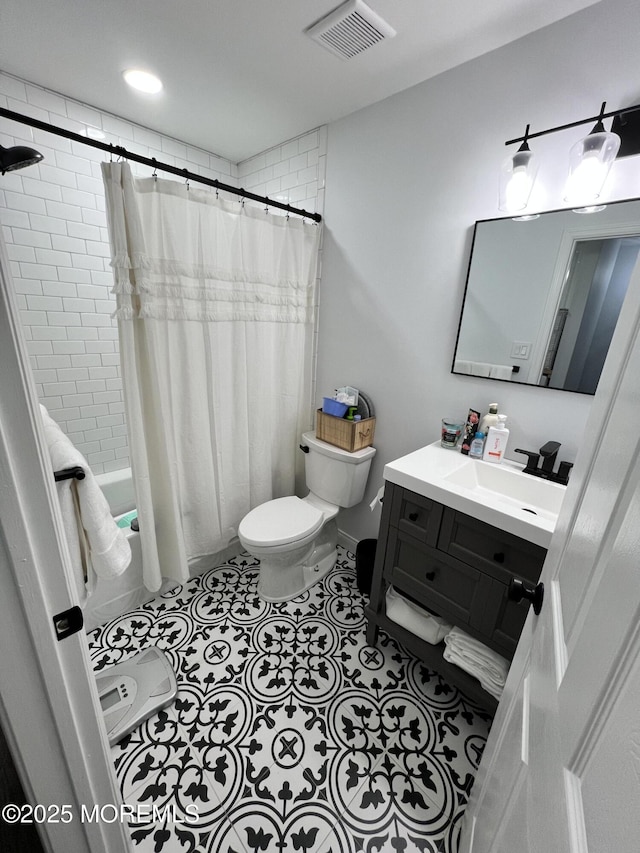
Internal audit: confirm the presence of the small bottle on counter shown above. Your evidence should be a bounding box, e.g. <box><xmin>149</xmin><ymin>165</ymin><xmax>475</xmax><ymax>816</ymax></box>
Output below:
<box><xmin>483</xmin><ymin>415</ymin><xmax>510</xmax><ymax>464</ymax></box>
<box><xmin>468</xmin><ymin>431</ymin><xmax>485</xmax><ymax>459</ymax></box>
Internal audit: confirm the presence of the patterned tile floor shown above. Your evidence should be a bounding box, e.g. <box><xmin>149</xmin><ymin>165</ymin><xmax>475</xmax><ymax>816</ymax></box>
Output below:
<box><xmin>88</xmin><ymin>548</ymin><xmax>492</xmax><ymax>853</ymax></box>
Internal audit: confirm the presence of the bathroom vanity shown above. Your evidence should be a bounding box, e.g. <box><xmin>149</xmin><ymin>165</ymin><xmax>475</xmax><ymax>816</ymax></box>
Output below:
<box><xmin>365</xmin><ymin>442</ymin><xmax>565</xmax><ymax>710</ymax></box>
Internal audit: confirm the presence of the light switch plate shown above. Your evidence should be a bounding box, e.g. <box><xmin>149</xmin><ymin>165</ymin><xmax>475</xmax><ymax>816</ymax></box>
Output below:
<box><xmin>511</xmin><ymin>341</ymin><xmax>531</xmax><ymax>359</ymax></box>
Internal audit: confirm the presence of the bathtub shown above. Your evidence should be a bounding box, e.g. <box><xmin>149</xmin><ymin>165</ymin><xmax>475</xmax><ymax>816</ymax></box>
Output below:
<box><xmin>94</xmin><ymin>466</ymin><xmax>136</xmax><ymax>517</ymax></box>
<box><xmin>83</xmin><ymin>467</ymin><xmax>152</xmax><ymax>633</ymax></box>
<box><xmin>83</xmin><ymin>467</ymin><xmax>240</xmax><ymax>631</ymax></box>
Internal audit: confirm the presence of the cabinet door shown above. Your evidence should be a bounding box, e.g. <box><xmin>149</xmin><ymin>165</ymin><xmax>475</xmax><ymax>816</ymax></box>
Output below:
<box><xmin>438</xmin><ymin>508</ymin><xmax>546</xmax><ymax>584</ymax></box>
<box><xmin>482</xmin><ymin>578</ymin><xmax>530</xmax><ymax>658</ymax></box>
<box><xmin>386</xmin><ymin>528</ymin><xmax>489</xmax><ymax>630</ymax></box>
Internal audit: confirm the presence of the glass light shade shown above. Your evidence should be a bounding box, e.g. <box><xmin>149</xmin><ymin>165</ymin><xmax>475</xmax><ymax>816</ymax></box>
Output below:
<box><xmin>563</xmin><ymin>130</ymin><xmax>620</xmax><ymax>204</ymax></box>
<box><xmin>499</xmin><ymin>148</ymin><xmax>537</xmax><ymax>213</ymax></box>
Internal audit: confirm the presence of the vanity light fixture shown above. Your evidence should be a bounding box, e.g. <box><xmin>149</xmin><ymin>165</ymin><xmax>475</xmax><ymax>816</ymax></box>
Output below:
<box><xmin>498</xmin><ymin>125</ymin><xmax>538</xmax><ymax>213</ymax></box>
<box><xmin>123</xmin><ymin>68</ymin><xmax>163</xmax><ymax>94</ymax></box>
<box><xmin>501</xmin><ymin>101</ymin><xmax>640</xmax><ymax>214</ymax></box>
<box><xmin>572</xmin><ymin>205</ymin><xmax>607</xmax><ymax>215</ymax></box>
<box><xmin>563</xmin><ymin>104</ymin><xmax>620</xmax><ymax>205</ymax></box>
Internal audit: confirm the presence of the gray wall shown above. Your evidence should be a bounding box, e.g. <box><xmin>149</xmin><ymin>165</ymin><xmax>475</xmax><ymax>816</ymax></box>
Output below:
<box><xmin>319</xmin><ymin>0</ymin><xmax>640</xmax><ymax>543</ymax></box>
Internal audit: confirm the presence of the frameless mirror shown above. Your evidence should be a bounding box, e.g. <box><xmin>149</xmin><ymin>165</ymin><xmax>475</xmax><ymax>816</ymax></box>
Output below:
<box><xmin>452</xmin><ymin>198</ymin><xmax>640</xmax><ymax>394</ymax></box>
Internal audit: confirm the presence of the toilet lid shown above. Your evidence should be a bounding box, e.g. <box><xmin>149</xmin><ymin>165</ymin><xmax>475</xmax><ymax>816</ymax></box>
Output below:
<box><xmin>239</xmin><ymin>496</ymin><xmax>324</xmax><ymax>548</ymax></box>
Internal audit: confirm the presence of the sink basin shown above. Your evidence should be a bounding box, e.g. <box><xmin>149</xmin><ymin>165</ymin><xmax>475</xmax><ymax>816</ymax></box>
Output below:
<box><xmin>383</xmin><ymin>441</ymin><xmax>566</xmax><ymax>547</ymax></box>
<box><xmin>443</xmin><ymin>458</ymin><xmax>565</xmax><ymax>521</ymax></box>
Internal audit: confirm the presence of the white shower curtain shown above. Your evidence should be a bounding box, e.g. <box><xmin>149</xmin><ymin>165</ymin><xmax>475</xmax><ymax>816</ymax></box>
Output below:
<box><xmin>102</xmin><ymin>163</ymin><xmax>320</xmax><ymax>591</ymax></box>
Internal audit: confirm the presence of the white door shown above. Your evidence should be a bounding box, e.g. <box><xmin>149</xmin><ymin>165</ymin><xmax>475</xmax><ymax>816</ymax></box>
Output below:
<box><xmin>0</xmin><ymin>235</ymin><xmax>129</xmax><ymax>851</ymax></box>
<box><xmin>460</xmin><ymin>258</ymin><xmax>640</xmax><ymax>852</ymax></box>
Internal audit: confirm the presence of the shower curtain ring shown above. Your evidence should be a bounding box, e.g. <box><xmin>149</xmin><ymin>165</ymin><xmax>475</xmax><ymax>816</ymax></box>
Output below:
<box><xmin>183</xmin><ymin>169</ymin><xmax>190</xmax><ymax>190</ymax></box>
<box><xmin>151</xmin><ymin>158</ymin><xmax>158</xmax><ymax>181</ymax></box>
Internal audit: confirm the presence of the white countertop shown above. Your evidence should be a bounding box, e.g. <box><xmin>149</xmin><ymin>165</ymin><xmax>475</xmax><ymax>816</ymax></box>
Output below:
<box><xmin>383</xmin><ymin>441</ymin><xmax>565</xmax><ymax>548</ymax></box>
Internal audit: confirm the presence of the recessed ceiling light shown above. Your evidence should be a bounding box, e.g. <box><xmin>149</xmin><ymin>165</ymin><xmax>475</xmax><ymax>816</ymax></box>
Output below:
<box><xmin>123</xmin><ymin>69</ymin><xmax>163</xmax><ymax>94</ymax></box>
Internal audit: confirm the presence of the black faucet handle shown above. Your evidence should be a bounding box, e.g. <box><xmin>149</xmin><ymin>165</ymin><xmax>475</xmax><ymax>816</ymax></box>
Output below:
<box><xmin>514</xmin><ymin>448</ymin><xmax>540</xmax><ymax>472</ymax></box>
<box><xmin>539</xmin><ymin>440</ymin><xmax>561</xmax><ymax>457</ymax></box>
<box><xmin>556</xmin><ymin>460</ymin><xmax>573</xmax><ymax>485</ymax></box>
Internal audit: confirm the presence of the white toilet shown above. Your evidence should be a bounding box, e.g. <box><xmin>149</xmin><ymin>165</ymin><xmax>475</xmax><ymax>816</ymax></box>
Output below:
<box><xmin>238</xmin><ymin>431</ymin><xmax>376</xmax><ymax>602</ymax></box>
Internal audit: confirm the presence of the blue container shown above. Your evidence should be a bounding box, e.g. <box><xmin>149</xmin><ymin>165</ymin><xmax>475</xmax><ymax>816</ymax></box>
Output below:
<box><xmin>322</xmin><ymin>397</ymin><xmax>349</xmax><ymax>417</ymax></box>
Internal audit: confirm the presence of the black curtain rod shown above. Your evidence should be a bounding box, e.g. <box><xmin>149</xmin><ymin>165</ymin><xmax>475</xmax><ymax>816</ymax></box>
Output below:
<box><xmin>0</xmin><ymin>107</ymin><xmax>322</xmax><ymax>223</ymax></box>
<box><xmin>505</xmin><ymin>101</ymin><xmax>640</xmax><ymax>146</ymax></box>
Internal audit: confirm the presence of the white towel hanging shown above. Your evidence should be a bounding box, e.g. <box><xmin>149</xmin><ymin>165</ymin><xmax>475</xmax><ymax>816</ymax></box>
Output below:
<box><xmin>39</xmin><ymin>405</ymin><xmax>131</xmax><ymax>597</ymax></box>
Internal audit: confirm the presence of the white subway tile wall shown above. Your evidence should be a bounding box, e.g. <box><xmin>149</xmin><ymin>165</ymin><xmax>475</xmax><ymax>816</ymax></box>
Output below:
<box><xmin>237</xmin><ymin>125</ymin><xmax>327</xmax><ymax>217</ymax></box>
<box><xmin>0</xmin><ymin>72</ymin><xmax>325</xmax><ymax>474</ymax></box>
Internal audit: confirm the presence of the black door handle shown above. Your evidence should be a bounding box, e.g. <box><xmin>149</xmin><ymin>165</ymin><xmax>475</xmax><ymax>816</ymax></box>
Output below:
<box><xmin>408</xmin><ymin>512</ymin><xmax>419</xmax><ymax>521</ymax></box>
<box><xmin>425</xmin><ymin>570</ymin><xmax>436</xmax><ymax>581</ymax></box>
<box><xmin>508</xmin><ymin>578</ymin><xmax>544</xmax><ymax>615</ymax></box>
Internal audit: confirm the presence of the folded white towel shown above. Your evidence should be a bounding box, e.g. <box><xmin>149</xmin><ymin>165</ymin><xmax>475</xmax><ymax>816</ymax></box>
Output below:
<box><xmin>488</xmin><ymin>364</ymin><xmax>514</xmax><ymax>381</ymax></box>
<box><xmin>386</xmin><ymin>587</ymin><xmax>452</xmax><ymax>645</ymax></box>
<box><xmin>443</xmin><ymin>626</ymin><xmax>510</xmax><ymax>700</ymax></box>
<box><xmin>443</xmin><ymin>645</ymin><xmax>505</xmax><ymax>700</ymax></box>
<box><xmin>454</xmin><ymin>359</ymin><xmax>492</xmax><ymax>377</ymax></box>
<box><xmin>40</xmin><ymin>405</ymin><xmax>131</xmax><ymax>596</ymax></box>
<box><xmin>454</xmin><ymin>360</ymin><xmax>513</xmax><ymax>381</ymax></box>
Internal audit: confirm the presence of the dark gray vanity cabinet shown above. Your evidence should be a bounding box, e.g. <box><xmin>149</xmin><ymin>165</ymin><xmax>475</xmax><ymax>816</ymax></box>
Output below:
<box><xmin>364</xmin><ymin>481</ymin><xmax>547</xmax><ymax>711</ymax></box>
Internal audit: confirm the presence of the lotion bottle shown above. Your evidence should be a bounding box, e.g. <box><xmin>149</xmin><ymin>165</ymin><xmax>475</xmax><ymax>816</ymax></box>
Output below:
<box><xmin>479</xmin><ymin>403</ymin><xmax>499</xmax><ymax>435</ymax></box>
<box><xmin>483</xmin><ymin>415</ymin><xmax>509</xmax><ymax>464</ymax></box>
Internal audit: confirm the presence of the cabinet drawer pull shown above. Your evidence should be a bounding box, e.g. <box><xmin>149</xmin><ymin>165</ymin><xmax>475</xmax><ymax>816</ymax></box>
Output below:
<box><xmin>409</xmin><ymin>511</ymin><xmax>419</xmax><ymax>521</ymax></box>
<box><xmin>493</xmin><ymin>552</ymin><xmax>505</xmax><ymax>563</ymax></box>
<box><xmin>425</xmin><ymin>570</ymin><xmax>436</xmax><ymax>581</ymax></box>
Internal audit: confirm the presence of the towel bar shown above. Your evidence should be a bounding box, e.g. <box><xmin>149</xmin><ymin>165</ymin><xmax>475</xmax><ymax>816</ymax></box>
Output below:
<box><xmin>53</xmin><ymin>466</ymin><xmax>85</xmax><ymax>482</ymax></box>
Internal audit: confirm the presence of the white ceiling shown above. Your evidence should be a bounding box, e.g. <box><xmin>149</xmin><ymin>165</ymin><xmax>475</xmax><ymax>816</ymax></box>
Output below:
<box><xmin>1</xmin><ymin>0</ymin><xmax>599</xmax><ymax>163</ymax></box>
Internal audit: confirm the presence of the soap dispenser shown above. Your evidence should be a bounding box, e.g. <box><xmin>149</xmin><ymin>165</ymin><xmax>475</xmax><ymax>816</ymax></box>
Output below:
<box><xmin>483</xmin><ymin>415</ymin><xmax>509</xmax><ymax>464</ymax></box>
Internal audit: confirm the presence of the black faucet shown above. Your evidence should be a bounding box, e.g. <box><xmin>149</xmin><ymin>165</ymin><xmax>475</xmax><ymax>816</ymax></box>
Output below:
<box><xmin>540</xmin><ymin>440</ymin><xmax>561</xmax><ymax>474</ymax></box>
<box><xmin>514</xmin><ymin>442</ymin><xmax>573</xmax><ymax>485</ymax></box>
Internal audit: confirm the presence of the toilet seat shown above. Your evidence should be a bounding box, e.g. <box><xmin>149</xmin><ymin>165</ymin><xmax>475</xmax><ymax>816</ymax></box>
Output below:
<box><xmin>238</xmin><ymin>496</ymin><xmax>324</xmax><ymax>549</ymax></box>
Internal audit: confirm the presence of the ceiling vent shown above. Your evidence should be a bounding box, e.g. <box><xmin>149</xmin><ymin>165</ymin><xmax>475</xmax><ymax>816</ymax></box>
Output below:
<box><xmin>305</xmin><ymin>0</ymin><xmax>396</xmax><ymax>60</ymax></box>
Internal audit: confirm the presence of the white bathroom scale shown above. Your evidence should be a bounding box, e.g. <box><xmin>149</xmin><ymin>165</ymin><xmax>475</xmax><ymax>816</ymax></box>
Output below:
<box><xmin>95</xmin><ymin>646</ymin><xmax>178</xmax><ymax>746</ymax></box>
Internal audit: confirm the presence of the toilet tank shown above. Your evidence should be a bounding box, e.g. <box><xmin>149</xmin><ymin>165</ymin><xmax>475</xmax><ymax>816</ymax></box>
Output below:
<box><xmin>302</xmin><ymin>431</ymin><xmax>376</xmax><ymax>508</ymax></box>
